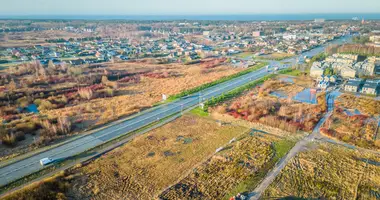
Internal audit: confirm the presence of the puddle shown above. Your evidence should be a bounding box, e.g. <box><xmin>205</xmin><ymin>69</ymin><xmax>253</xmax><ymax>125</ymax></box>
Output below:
<box><xmin>270</xmin><ymin>88</ymin><xmax>318</xmax><ymax>104</ymax></box>
<box><xmin>26</xmin><ymin>104</ymin><xmax>39</xmax><ymax>114</ymax></box>
<box><xmin>344</xmin><ymin>109</ymin><xmax>362</xmax><ymax>116</ymax></box>
<box><xmin>279</xmin><ymin>77</ymin><xmax>294</xmax><ymax>83</ymax></box>
<box><xmin>293</xmin><ymin>88</ymin><xmax>318</xmax><ymax>104</ymax></box>
<box><xmin>270</xmin><ymin>91</ymin><xmax>288</xmax><ymax>99</ymax></box>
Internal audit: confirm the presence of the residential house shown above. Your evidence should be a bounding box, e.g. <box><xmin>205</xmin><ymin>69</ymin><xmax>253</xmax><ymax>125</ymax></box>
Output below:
<box><xmin>70</xmin><ymin>59</ymin><xmax>85</xmax><ymax>66</ymax></box>
<box><xmin>344</xmin><ymin>78</ymin><xmax>364</xmax><ymax>93</ymax></box>
<box><xmin>310</xmin><ymin>62</ymin><xmax>324</xmax><ymax>78</ymax></box>
<box><xmin>340</xmin><ymin>66</ymin><xmax>357</xmax><ymax>78</ymax></box>
<box><xmin>361</xmin><ymin>80</ymin><xmax>379</xmax><ymax>95</ymax></box>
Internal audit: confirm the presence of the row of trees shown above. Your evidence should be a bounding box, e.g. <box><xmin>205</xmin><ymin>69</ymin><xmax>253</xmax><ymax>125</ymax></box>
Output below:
<box><xmin>326</xmin><ymin>44</ymin><xmax>380</xmax><ymax>57</ymax></box>
<box><xmin>45</xmin><ymin>37</ymin><xmax>102</xmax><ymax>43</ymax></box>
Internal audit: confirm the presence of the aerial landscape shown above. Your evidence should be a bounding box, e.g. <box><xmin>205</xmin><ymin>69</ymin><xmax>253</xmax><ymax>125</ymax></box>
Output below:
<box><xmin>0</xmin><ymin>0</ymin><xmax>380</xmax><ymax>200</ymax></box>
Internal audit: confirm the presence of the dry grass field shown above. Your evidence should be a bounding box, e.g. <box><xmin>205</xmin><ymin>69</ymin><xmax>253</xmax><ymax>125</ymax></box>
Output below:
<box><xmin>2</xmin><ymin>113</ymin><xmax>299</xmax><ymax>200</ymax></box>
<box><xmin>319</xmin><ymin>94</ymin><xmax>380</xmax><ymax>150</ymax></box>
<box><xmin>210</xmin><ymin>78</ymin><xmax>326</xmax><ymax>133</ymax></box>
<box><xmin>263</xmin><ymin>143</ymin><xmax>380</xmax><ymax>200</ymax></box>
<box><xmin>159</xmin><ymin>133</ymin><xmax>295</xmax><ymax>200</ymax></box>
<box><xmin>0</xmin><ymin>60</ymin><xmax>244</xmax><ymax>160</ymax></box>
<box><xmin>0</xmin><ymin>30</ymin><xmax>91</xmax><ymax>47</ymax></box>
<box><xmin>64</xmin><ymin>114</ymin><xmax>248</xmax><ymax>199</ymax></box>
<box><xmin>44</xmin><ymin>62</ymin><xmax>244</xmax><ymax>127</ymax></box>
<box><xmin>336</xmin><ymin>94</ymin><xmax>380</xmax><ymax>116</ymax></box>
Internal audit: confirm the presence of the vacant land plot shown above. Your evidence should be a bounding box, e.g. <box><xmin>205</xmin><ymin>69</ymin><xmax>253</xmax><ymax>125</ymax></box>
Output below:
<box><xmin>65</xmin><ymin>114</ymin><xmax>247</xmax><ymax>199</ymax></box>
<box><xmin>210</xmin><ymin>78</ymin><xmax>325</xmax><ymax>133</ymax></box>
<box><xmin>263</xmin><ymin>143</ymin><xmax>380</xmax><ymax>199</ymax></box>
<box><xmin>258</xmin><ymin>53</ymin><xmax>293</xmax><ymax>60</ymax></box>
<box><xmin>336</xmin><ymin>94</ymin><xmax>380</xmax><ymax>116</ymax></box>
<box><xmin>2</xmin><ymin>114</ymin><xmax>248</xmax><ymax>200</ymax></box>
<box><xmin>320</xmin><ymin>94</ymin><xmax>380</xmax><ymax>150</ymax></box>
<box><xmin>0</xmin><ymin>61</ymin><xmax>245</xmax><ymax>160</ymax></box>
<box><xmin>44</xmin><ymin>62</ymin><xmax>244</xmax><ymax>126</ymax></box>
<box><xmin>159</xmin><ymin>133</ymin><xmax>295</xmax><ymax>200</ymax></box>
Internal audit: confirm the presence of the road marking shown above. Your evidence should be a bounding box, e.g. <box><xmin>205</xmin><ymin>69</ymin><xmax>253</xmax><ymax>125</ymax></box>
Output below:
<box><xmin>0</xmin><ymin>69</ymin><xmax>267</xmax><ymax>181</ymax></box>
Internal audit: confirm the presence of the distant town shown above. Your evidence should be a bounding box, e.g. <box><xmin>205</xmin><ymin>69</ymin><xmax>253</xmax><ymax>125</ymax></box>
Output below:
<box><xmin>0</xmin><ymin>18</ymin><xmax>379</xmax><ymax>200</ymax></box>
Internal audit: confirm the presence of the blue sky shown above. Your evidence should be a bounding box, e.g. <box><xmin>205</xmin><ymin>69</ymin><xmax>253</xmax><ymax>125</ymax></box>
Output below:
<box><xmin>0</xmin><ymin>0</ymin><xmax>379</xmax><ymax>15</ymax></box>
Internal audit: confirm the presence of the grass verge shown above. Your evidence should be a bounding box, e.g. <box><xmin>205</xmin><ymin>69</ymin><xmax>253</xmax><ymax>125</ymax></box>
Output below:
<box><xmin>190</xmin><ymin>107</ymin><xmax>209</xmax><ymax>117</ymax></box>
<box><xmin>167</xmin><ymin>62</ymin><xmax>268</xmax><ymax>101</ymax></box>
<box><xmin>202</xmin><ymin>73</ymin><xmax>276</xmax><ymax>111</ymax></box>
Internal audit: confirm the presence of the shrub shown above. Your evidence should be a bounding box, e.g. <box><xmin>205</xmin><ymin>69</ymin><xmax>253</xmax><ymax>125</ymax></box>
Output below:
<box><xmin>15</xmin><ymin>122</ymin><xmax>38</xmax><ymax>133</ymax></box>
<box><xmin>2</xmin><ymin>133</ymin><xmax>17</xmax><ymax>146</ymax></box>
<box><xmin>78</xmin><ymin>88</ymin><xmax>93</xmax><ymax>100</ymax></box>
<box><xmin>38</xmin><ymin>100</ymin><xmax>56</xmax><ymax>111</ymax></box>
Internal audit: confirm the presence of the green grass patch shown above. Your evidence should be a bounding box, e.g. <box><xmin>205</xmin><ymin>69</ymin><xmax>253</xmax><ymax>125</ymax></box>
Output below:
<box><xmin>272</xmin><ymin>139</ymin><xmax>296</xmax><ymax>160</ymax></box>
<box><xmin>190</xmin><ymin>107</ymin><xmax>209</xmax><ymax>117</ymax></box>
<box><xmin>168</xmin><ymin>62</ymin><xmax>268</xmax><ymax>101</ymax></box>
<box><xmin>223</xmin><ymin>138</ymin><xmax>296</xmax><ymax>199</ymax></box>
<box><xmin>202</xmin><ymin>74</ymin><xmax>276</xmax><ymax>111</ymax></box>
<box><xmin>278</xmin><ymin>69</ymin><xmax>303</xmax><ymax>76</ymax></box>
<box><xmin>235</xmin><ymin>52</ymin><xmax>255</xmax><ymax>58</ymax></box>
<box><xmin>152</xmin><ymin>98</ymin><xmax>176</xmax><ymax>107</ymax></box>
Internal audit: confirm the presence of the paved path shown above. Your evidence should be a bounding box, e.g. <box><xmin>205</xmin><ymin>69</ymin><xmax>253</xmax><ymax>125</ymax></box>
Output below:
<box><xmin>248</xmin><ymin>112</ymin><xmax>332</xmax><ymax>200</ymax></box>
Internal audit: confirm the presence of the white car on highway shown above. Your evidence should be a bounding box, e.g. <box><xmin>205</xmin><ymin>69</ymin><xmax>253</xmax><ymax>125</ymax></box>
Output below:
<box><xmin>40</xmin><ymin>157</ymin><xmax>54</xmax><ymax>166</ymax></box>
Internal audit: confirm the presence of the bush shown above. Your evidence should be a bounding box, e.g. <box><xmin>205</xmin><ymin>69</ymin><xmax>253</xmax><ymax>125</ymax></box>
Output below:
<box><xmin>2</xmin><ymin>133</ymin><xmax>17</xmax><ymax>146</ymax></box>
<box><xmin>15</xmin><ymin>122</ymin><xmax>38</xmax><ymax>133</ymax></box>
<box><xmin>38</xmin><ymin>100</ymin><xmax>56</xmax><ymax>111</ymax></box>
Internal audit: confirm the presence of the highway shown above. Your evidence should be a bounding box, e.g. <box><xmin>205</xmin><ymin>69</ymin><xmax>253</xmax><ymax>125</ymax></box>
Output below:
<box><xmin>0</xmin><ymin>35</ymin><xmax>351</xmax><ymax>188</ymax></box>
<box><xmin>0</xmin><ymin>66</ymin><xmax>270</xmax><ymax>187</ymax></box>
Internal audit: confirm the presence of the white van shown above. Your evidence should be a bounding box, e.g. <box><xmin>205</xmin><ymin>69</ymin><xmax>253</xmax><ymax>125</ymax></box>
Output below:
<box><xmin>40</xmin><ymin>158</ymin><xmax>54</xmax><ymax>166</ymax></box>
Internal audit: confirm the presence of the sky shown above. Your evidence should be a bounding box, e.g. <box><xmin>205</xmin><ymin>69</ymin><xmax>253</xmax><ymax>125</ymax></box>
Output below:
<box><xmin>0</xmin><ymin>0</ymin><xmax>380</xmax><ymax>15</ymax></box>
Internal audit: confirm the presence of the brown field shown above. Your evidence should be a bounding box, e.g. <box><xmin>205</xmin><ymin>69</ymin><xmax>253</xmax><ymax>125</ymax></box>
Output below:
<box><xmin>1</xmin><ymin>114</ymin><xmax>248</xmax><ymax>200</ymax></box>
<box><xmin>44</xmin><ymin>62</ymin><xmax>244</xmax><ymax>128</ymax></box>
<box><xmin>320</xmin><ymin>94</ymin><xmax>380</xmax><ymax>150</ymax></box>
<box><xmin>2</xmin><ymin>112</ymin><xmax>300</xmax><ymax>200</ymax></box>
<box><xmin>210</xmin><ymin>78</ymin><xmax>326</xmax><ymax>133</ymax></box>
<box><xmin>258</xmin><ymin>52</ymin><xmax>293</xmax><ymax>60</ymax></box>
<box><xmin>0</xmin><ymin>30</ymin><xmax>92</xmax><ymax>47</ymax></box>
<box><xmin>0</xmin><ymin>60</ymin><xmax>244</xmax><ymax>160</ymax></box>
<box><xmin>336</xmin><ymin>94</ymin><xmax>380</xmax><ymax>116</ymax></box>
<box><xmin>159</xmin><ymin>133</ymin><xmax>296</xmax><ymax>200</ymax></box>
<box><xmin>263</xmin><ymin>143</ymin><xmax>380</xmax><ymax>199</ymax></box>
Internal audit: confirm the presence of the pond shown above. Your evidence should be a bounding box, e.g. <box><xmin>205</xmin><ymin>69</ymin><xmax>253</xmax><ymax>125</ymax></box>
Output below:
<box><xmin>270</xmin><ymin>91</ymin><xmax>288</xmax><ymax>99</ymax></box>
<box><xmin>293</xmin><ymin>88</ymin><xmax>318</xmax><ymax>104</ymax></box>
<box><xmin>26</xmin><ymin>104</ymin><xmax>39</xmax><ymax>114</ymax></box>
<box><xmin>279</xmin><ymin>77</ymin><xmax>294</xmax><ymax>84</ymax></box>
<box><xmin>344</xmin><ymin>109</ymin><xmax>362</xmax><ymax>116</ymax></box>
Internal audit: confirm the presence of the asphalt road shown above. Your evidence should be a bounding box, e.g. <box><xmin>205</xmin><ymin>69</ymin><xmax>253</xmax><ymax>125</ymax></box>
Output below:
<box><xmin>0</xmin><ymin>65</ymin><xmax>271</xmax><ymax>187</ymax></box>
<box><xmin>0</xmin><ymin>35</ymin><xmax>351</xmax><ymax>188</ymax></box>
